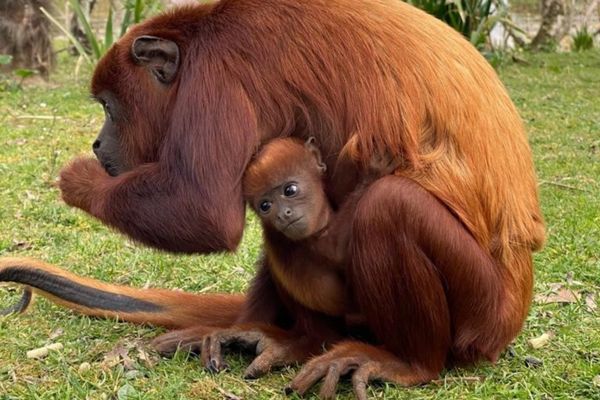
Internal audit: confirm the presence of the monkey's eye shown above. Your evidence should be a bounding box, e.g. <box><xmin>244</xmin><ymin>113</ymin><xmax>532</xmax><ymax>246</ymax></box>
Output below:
<box><xmin>283</xmin><ymin>183</ymin><xmax>298</xmax><ymax>197</ymax></box>
<box><xmin>99</xmin><ymin>99</ymin><xmax>113</xmax><ymax>121</ymax></box>
<box><xmin>259</xmin><ymin>200</ymin><xmax>272</xmax><ymax>213</ymax></box>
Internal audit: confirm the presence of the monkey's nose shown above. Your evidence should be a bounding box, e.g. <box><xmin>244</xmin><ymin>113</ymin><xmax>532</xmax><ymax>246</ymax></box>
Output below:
<box><xmin>278</xmin><ymin>208</ymin><xmax>293</xmax><ymax>221</ymax></box>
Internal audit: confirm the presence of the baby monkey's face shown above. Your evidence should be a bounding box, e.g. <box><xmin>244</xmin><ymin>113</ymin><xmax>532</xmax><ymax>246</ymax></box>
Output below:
<box><xmin>253</xmin><ymin>171</ymin><xmax>329</xmax><ymax>241</ymax></box>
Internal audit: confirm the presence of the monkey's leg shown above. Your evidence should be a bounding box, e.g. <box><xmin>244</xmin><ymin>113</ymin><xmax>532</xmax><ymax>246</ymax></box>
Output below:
<box><xmin>352</xmin><ymin>175</ymin><xmax>526</xmax><ymax>364</ymax></box>
<box><xmin>0</xmin><ymin>257</ymin><xmax>244</xmax><ymax>329</ymax></box>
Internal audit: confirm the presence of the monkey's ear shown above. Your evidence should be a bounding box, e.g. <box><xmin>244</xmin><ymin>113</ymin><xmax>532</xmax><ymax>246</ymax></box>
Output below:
<box><xmin>132</xmin><ymin>36</ymin><xmax>180</xmax><ymax>84</ymax></box>
<box><xmin>305</xmin><ymin>137</ymin><xmax>327</xmax><ymax>174</ymax></box>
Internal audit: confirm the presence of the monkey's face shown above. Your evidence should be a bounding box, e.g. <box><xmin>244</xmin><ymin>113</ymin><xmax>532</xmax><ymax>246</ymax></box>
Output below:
<box><xmin>253</xmin><ymin>173</ymin><xmax>330</xmax><ymax>241</ymax></box>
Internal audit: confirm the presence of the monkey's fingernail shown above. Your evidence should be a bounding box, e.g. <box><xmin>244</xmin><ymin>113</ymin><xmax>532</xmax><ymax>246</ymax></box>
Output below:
<box><xmin>284</xmin><ymin>386</ymin><xmax>294</xmax><ymax>395</ymax></box>
<box><xmin>243</xmin><ymin>367</ymin><xmax>258</xmax><ymax>379</ymax></box>
<box><xmin>206</xmin><ymin>359</ymin><xmax>219</xmax><ymax>373</ymax></box>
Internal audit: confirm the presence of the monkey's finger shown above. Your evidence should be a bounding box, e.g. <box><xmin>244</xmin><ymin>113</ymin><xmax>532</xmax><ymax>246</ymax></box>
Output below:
<box><xmin>201</xmin><ymin>336</ymin><xmax>214</xmax><ymax>372</ymax></box>
<box><xmin>319</xmin><ymin>358</ymin><xmax>360</xmax><ymax>399</ymax></box>
<box><xmin>151</xmin><ymin>326</ymin><xmax>210</xmax><ymax>356</ymax></box>
<box><xmin>243</xmin><ymin>343</ymin><xmax>288</xmax><ymax>379</ymax></box>
<box><xmin>208</xmin><ymin>333</ymin><xmax>226</xmax><ymax>372</ymax></box>
<box><xmin>352</xmin><ymin>363</ymin><xmax>378</xmax><ymax>400</ymax></box>
<box><xmin>286</xmin><ymin>361</ymin><xmax>329</xmax><ymax>396</ymax></box>
<box><xmin>0</xmin><ymin>287</ymin><xmax>33</xmax><ymax>315</ymax></box>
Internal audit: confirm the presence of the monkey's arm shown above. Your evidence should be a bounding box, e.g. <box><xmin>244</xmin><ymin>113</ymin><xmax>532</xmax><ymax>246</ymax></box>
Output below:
<box><xmin>59</xmin><ymin>159</ymin><xmax>246</xmax><ymax>254</ymax></box>
<box><xmin>0</xmin><ymin>257</ymin><xmax>243</xmax><ymax>329</ymax></box>
<box><xmin>59</xmin><ymin>74</ymin><xmax>258</xmax><ymax>255</ymax></box>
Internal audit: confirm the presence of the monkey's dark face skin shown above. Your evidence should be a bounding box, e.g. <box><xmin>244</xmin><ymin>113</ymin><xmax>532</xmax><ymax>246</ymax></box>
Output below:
<box><xmin>92</xmin><ymin>91</ymin><xmax>128</xmax><ymax>176</ymax></box>
<box><xmin>252</xmin><ymin>172</ymin><xmax>331</xmax><ymax>241</ymax></box>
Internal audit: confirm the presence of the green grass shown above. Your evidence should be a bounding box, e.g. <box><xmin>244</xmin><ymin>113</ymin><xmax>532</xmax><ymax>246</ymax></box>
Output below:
<box><xmin>1</xmin><ymin>50</ymin><xmax>599</xmax><ymax>399</ymax></box>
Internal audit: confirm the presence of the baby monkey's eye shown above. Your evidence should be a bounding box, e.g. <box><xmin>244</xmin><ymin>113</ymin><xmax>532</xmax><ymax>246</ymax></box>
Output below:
<box><xmin>283</xmin><ymin>183</ymin><xmax>298</xmax><ymax>197</ymax></box>
<box><xmin>259</xmin><ymin>200</ymin><xmax>272</xmax><ymax>213</ymax></box>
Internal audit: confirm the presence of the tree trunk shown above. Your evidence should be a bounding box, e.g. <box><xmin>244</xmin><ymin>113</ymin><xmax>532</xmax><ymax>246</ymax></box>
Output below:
<box><xmin>0</xmin><ymin>0</ymin><xmax>54</xmax><ymax>78</ymax></box>
<box><xmin>530</xmin><ymin>0</ymin><xmax>567</xmax><ymax>50</ymax></box>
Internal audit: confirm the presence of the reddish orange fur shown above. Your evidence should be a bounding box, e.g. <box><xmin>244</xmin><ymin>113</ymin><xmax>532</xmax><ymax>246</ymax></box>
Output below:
<box><xmin>3</xmin><ymin>0</ymin><xmax>544</xmax><ymax>394</ymax></box>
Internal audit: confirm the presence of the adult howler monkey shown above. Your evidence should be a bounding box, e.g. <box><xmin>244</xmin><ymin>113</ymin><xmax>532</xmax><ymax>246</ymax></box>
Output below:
<box><xmin>0</xmin><ymin>0</ymin><xmax>544</xmax><ymax>398</ymax></box>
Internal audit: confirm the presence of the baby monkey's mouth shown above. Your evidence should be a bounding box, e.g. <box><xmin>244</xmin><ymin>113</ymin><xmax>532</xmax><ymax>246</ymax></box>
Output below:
<box><xmin>280</xmin><ymin>217</ymin><xmax>308</xmax><ymax>241</ymax></box>
<box><xmin>284</xmin><ymin>217</ymin><xmax>303</xmax><ymax>230</ymax></box>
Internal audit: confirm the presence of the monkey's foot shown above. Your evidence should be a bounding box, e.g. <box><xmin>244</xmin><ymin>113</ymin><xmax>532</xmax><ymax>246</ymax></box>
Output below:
<box><xmin>151</xmin><ymin>325</ymin><xmax>216</xmax><ymax>356</ymax></box>
<box><xmin>286</xmin><ymin>341</ymin><xmax>433</xmax><ymax>400</ymax></box>
<box><xmin>202</xmin><ymin>325</ymin><xmax>311</xmax><ymax>379</ymax></box>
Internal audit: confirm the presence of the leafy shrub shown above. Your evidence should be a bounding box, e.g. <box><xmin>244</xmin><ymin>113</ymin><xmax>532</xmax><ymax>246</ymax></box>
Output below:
<box><xmin>41</xmin><ymin>0</ymin><xmax>163</xmax><ymax>64</ymax></box>
<box><xmin>407</xmin><ymin>0</ymin><xmax>508</xmax><ymax>49</ymax></box>
<box><xmin>573</xmin><ymin>26</ymin><xmax>594</xmax><ymax>52</ymax></box>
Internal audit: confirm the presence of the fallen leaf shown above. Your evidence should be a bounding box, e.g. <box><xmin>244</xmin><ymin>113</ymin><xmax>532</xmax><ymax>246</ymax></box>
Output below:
<box><xmin>117</xmin><ymin>383</ymin><xmax>138</xmax><ymax>400</ymax></box>
<box><xmin>528</xmin><ymin>332</ymin><xmax>553</xmax><ymax>349</ymax></box>
<box><xmin>136</xmin><ymin>346</ymin><xmax>158</xmax><ymax>368</ymax></box>
<box><xmin>593</xmin><ymin>375</ymin><xmax>600</xmax><ymax>387</ymax></box>
<box><xmin>535</xmin><ymin>288</ymin><xmax>581</xmax><ymax>304</ymax></box>
<box><xmin>102</xmin><ymin>344</ymin><xmax>135</xmax><ymax>370</ymax></box>
<box><xmin>125</xmin><ymin>370</ymin><xmax>142</xmax><ymax>380</ymax></box>
<box><xmin>49</xmin><ymin>328</ymin><xmax>64</xmax><ymax>340</ymax></box>
<box><xmin>565</xmin><ymin>271</ymin><xmax>574</xmax><ymax>285</ymax></box>
<box><xmin>215</xmin><ymin>386</ymin><xmax>243</xmax><ymax>400</ymax></box>
<box><xmin>585</xmin><ymin>293</ymin><xmax>597</xmax><ymax>312</ymax></box>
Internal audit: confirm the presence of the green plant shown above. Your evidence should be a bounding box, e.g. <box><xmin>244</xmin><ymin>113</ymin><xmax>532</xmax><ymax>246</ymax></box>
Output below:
<box><xmin>408</xmin><ymin>0</ymin><xmax>508</xmax><ymax>49</ymax></box>
<box><xmin>0</xmin><ymin>55</ymin><xmax>38</xmax><ymax>91</ymax></box>
<box><xmin>41</xmin><ymin>0</ymin><xmax>163</xmax><ymax>64</ymax></box>
<box><xmin>0</xmin><ymin>54</ymin><xmax>12</xmax><ymax>65</ymax></box>
<box><xmin>573</xmin><ymin>26</ymin><xmax>594</xmax><ymax>52</ymax></box>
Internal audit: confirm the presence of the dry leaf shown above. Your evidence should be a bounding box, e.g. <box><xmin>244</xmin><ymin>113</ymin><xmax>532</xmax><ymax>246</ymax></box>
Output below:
<box><xmin>528</xmin><ymin>332</ymin><xmax>553</xmax><ymax>349</ymax></box>
<box><xmin>49</xmin><ymin>328</ymin><xmax>64</xmax><ymax>340</ymax></box>
<box><xmin>565</xmin><ymin>271</ymin><xmax>574</xmax><ymax>285</ymax></box>
<box><xmin>585</xmin><ymin>293</ymin><xmax>597</xmax><ymax>312</ymax></box>
<box><xmin>215</xmin><ymin>386</ymin><xmax>243</xmax><ymax>400</ymax></box>
<box><xmin>102</xmin><ymin>344</ymin><xmax>134</xmax><ymax>370</ymax></box>
<box><xmin>593</xmin><ymin>375</ymin><xmax>600</xmax><ymax>387</ymax></box>
<box><xmin>136</xmin><ymin>347</ymin><xmax>158</xmax><ymax>368</ymax></box>
<box><xmin>535</xmin><ymin>288</ymin><xmax>581</xmax><ymax>304</ymax></box>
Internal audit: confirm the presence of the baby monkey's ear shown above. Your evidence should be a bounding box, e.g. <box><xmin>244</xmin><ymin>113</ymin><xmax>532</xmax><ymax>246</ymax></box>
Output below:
<box><xmin>305</xmin><ymin>137</ymin><xmax>327</xmax><ymax>174</ymax></box>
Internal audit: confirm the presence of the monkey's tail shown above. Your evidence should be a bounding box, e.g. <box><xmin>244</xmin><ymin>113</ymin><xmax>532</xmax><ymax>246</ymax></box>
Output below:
<box><xmin>0</xmin><ymin>257</ymin><xmax>244</xmax><ymax>329</ymax></box>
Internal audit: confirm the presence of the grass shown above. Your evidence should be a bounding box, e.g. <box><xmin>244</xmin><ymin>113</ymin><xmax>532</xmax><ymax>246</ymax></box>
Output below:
<box><xmin>1</xmin><ymin>50</ymin><xmax>599</xmax><ymax>399</ymax></box>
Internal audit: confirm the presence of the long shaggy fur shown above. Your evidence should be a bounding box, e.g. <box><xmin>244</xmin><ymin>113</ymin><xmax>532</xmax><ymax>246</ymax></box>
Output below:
<box><xmin>2</xmin><ymin>0</ymin><xmax>544</xmax><ymax>390</ymax></box>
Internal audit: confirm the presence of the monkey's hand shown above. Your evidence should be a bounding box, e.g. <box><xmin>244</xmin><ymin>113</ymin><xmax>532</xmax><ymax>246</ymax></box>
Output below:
<box><xmin>367</xmin><ymin>148</ymin><xmax>402</xmax><ymax>178</ymax></box>
<box><xmin>59</xmin><ymin>157</ymin><xmax>109</xmax><ymax>212</ymax></box>
<box><xmin>287</xmin><ymin>341</ymin><xmax>427</xmax><ymax>400</ymax></box>
<box><xmin>200</xmin><ymin>325</ymin><xmax>318</xmax><ymax>379</ymax></box>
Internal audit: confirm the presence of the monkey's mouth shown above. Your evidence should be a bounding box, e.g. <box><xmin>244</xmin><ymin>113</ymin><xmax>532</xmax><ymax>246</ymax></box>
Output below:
<box><xmin>284</xmin><ymin>217</ymin><xmax>303</xmax><ymax>230</ymax></box>
<box><xmin>102</xmin><ymin>162</ymin><xmax>119</xmax><ymax>177</ymax></box>
<box><xmin>282</xmin><ymin>218</ymin><xmax>307</xmax><ymax>240</ymax></box>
